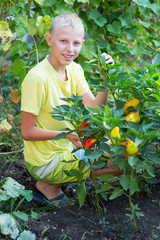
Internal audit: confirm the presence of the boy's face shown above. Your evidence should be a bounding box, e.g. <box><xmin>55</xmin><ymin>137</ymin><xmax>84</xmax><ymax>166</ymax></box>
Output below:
<box><xmin>46</xmin><ymin>25</ymin><xmax>84</xmax><ymax>68</ymax></box>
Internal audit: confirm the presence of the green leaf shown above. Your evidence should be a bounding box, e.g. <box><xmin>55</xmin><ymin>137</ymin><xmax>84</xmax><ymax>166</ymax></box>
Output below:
<box><xmin>117</xmin><ymin>158</ymin><xmax>128</xmax><ymax>170</ymax></box>
<box><xmin>89</xmin><ymin>0</ymin><xmax>102</xmax><ymax>8</ymax></box>
<box><xmin>109</xmin><ymin>187</ymin><xmax>124</xmax><ymax>200</ymax></box>
<box><xmin>124</xmin><ymin>27</ymin><xmax>137</xmax><ymax>40</ymax></box>
<box><xmin>81</xmin><ymin>38</ymin><xmax>97</xmax><ymax>60</ymax></box>
<box><xmin>100</xmin><ymin>192</ymin><xmax>108</xmax><ymax>201</ymax></box>
<box><xmin>100</xmin><ymin>142</ymin><xmax>110</xmax><ymax>152</ymax></box>
<box><xmin>152</xmin><ymin>3</ymin><xmax>160</xmax><ymax>15</ymax></box>
<box><xmin>149</xmin><ymin>156</ymin><xmax>160</xmax><ymax>164</ymax></box>
<box><xmin>0</xmin><ymin>213</ymin><xmax>19</xmax><ymax>239</ymax></box>
<box><xmin>13</xmin><ymin>211</ymin><xmax>28</xmax><ymax>221</ymax></box>
<box><xmin>89</xmin><ymin>10</ymin><xmax>107</xmax><ymax>27</ymax></box>
<box><xmin>134</xmin><ymin>137</ymin><xmax>144</xmax><ymax>146</ymax></box>
<box><xmin>96</xmin><ymin>183</ymin><xmax>113</xmax><ymax>193</ymax></box>
<box><xmin>92</xmin><ymin>161</ymin><xmax>106</xmax><ymax>169</ymax></box>
<box><xmin>145</xmin><ymin>163</ymin><xmax>155</xmax><ymax>177</ymax></box>
<box><xmin>77</xmin><ymin>183</ymin><xmax>86</xmax><ymax>207</ymax></box>
<box><xmin>51</xmin><ymin>115</ymin><xmax>65</xmax><ymax>121</ymax></box>
<box><xmin>119</xmin><ymin>11</ymin><xmax>132</xmax><ymax>27</ymax></box>
<box><xmin>28</xmin><ymin>18</ymin><xmax>38</xmax><ymax>36</ymax></box>
<box><xmin>17</xmin><ymin>230</ymin><xmax>36</xmax><ymax>240</ymax></box>
<box><xmin>129</xmin><ymin>178</ymin><xmax>139</xmax><ymax>195</ymax></box>
<box><xmin>64</xmin><ymin>0</ymin><xmax>75</xmax><ymax>4</ymax></box>
<box><xmin>105</xmin><ymin>104</ymin><xmax>111</xmax><ymax>119</ymax></box>
<box><xmin>97</xmin><ymin>174</ymin><xmax>114</xmax><ymax>182</ymax></box>
<box><xmin>78</xmin><ymin>160</ymin><xmax>86</xmax><ymax>171</ymax></box>
<box><xmin>10</xmin><ymin>60</ymin><xmax>26</xmax><ymax>79</ymax></box>
<box><xmin>138</xmin><ymin>19</ymin><xmax>151</xmax><ymax>28</ymax></box>
<box><xmin>128</xmin><ymin>156</ymin><xmax>138</xmax><ymax>167</ymax></box>
<box><xmin>64</xmin><ymin>169</ymin><xmax>83</xmax><ymax>183</ymax></box>
<box><xmin>15</xmin><ymin>21</ymin><xmax>28</xmax><ymax>38</ymax></box>
<box><xmin>21</xmin><ymin>190</ymin><xmax>33</xmax><ymax>202</ymax></box>
<box><xmin>43</xmin><ymin>0</ymin><xmax>57</xmax><ymax>7</ymax></box>
<box><xmin>152</xmin><ymin>53</ymin><xmax>160</xmax><ymax>65</ymax></box>
<box><xmin>30</xmin><ymin>211</ymin><xmax>38</xmax><ymax>220</ymax></box>
<box><xmin>34</xmin><ymin>0</ymin><xmax>43</xmax><ymax>5</ymax></box>
<box><xmin>52</xmin><ymin>132</ymin><xmax>69</xmax><ymax>141</ymax></box>
<box><xmin>10</xmin><ymin>41</ymin><xmax>27</xmax><ymax>57</ymax></box>
<box><xmin>34</xmin><ymin>0</ymin><xmax>57</xmax><ymax>6</ymax></box>
<box><xmin>107</xmin><ymin>21</ymin><xmax>121</xmax><ymax>35</ymax></box>
<box><xmin>77</xmin><ymin>0</ymin><xmax>89</xmax><ymax>2</ymax></box>
<box><xmin>132</xmin><ymin>0</ymin><xmax>152</xmax><ymax>9</ymax></box>
<box><xmin>0</xmin><ymin>177</ymin><xmax>25</xmax><ymax>201</ymax></box>
<box><xmin>120</xmin><ymin>175</ymin><xmax>129</xmax><ymax>191</ymax></box>
<box><xmin>87</xmin><ymin>150</ymin><xmax>103</xmax><ymax>160</ymax></box>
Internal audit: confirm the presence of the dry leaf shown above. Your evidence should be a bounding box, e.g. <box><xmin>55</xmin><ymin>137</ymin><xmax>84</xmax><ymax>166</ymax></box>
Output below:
<box><xmin>0</xmin><ymin>119</ymin><xmax>12</xmax><ymax>134</ymax></box>
<box><xmin>0</xmin><ymin>94</ymin><xmax>4</xmax><ymax>103</ymax></box>
<box><xmin>9</xmin><ymin>87</ymin><xmax>20</xmax><ymax>104</ymax></box>
<box><xmin>7</xmin><ymin>113</ymin><xmax>14</xmax><ymax>123</ymax></box>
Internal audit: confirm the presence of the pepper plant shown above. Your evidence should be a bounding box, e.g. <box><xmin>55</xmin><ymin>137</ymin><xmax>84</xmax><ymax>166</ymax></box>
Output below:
<box><xmin>85</xmin><ymin>52</ymin><xmax>160</xmax><ymax>229</ymax></box>
<box><xmin>51</xmin><ymin>52</ymin><xmax>160</xmax><ymax>229</ymax></box>
<box><xmin>51</xmin><ymin>95</ymin><xmax>108</xmax><ymax>212</ymax></box>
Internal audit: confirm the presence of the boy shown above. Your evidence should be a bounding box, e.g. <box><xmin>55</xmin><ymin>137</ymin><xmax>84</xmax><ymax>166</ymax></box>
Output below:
<box><xmin>21</xmin><ymin>12</ymin><xmax>120</xmax><ymax>206</ymax></box>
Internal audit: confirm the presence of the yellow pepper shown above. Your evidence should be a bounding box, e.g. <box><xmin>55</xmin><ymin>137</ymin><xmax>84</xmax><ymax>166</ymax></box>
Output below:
<box><xmin>124</xmin><ymin>98</ymin><xmax>139</xmax><ymax>114</ymax></box>
<box><xmin>125</xmin><ymin>112</ymin><xmax>140</xmax><ymax>124</ymax></box>
<box><xmin>110</xmin><ymin>127</ymin><xmax>120</xmax><ymax>144</ymax></box>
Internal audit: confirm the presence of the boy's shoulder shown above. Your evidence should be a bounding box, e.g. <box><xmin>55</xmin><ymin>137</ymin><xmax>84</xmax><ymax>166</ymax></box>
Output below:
<box><xmin>28</xmin><ymin>58</ymin><xmax>48</xmax><ymax>75</ymax></box>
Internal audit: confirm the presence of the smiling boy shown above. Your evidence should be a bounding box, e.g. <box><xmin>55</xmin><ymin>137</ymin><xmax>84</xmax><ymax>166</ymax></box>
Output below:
<box><xmin>21</xmin><ymin>13</ymin><xmax>120</xmax><ymax>207</ymax></box>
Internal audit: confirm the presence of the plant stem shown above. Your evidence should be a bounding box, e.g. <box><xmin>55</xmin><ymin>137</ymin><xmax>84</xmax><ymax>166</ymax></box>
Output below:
<box><xmin>0</xmin><ymin>148</ymin><xmax>23</xmax><ymax>155</ymax></box>
<box><xmin>128</xmin><ymin>189</ymin><xmax>137</xmax><ymax>231</ymax></box>
<box><xmin>0</xmin><ymin>51</ymin><xmax>8</xmax><ymax>71</ymax></box>
<box><xmin>91</xmin><ymin>165</ymin><xmax>100</xmax><ymax>213</ymax></box>
<box><xmin>32</xmin><ymin>36</ymin><xmax>39</xmax><ymax>64</ymax></box>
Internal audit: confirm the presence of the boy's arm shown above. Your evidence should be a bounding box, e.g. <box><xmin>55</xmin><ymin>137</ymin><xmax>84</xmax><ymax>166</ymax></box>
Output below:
<box><xmin>21</xmin><ymin>111</ymin><xmax>83</xmax><ymax>148</ymax></box>
<box><xmin>83</xmin><ymin>53</ymin><xmax>114</xmax><ymax>108</ymax></box>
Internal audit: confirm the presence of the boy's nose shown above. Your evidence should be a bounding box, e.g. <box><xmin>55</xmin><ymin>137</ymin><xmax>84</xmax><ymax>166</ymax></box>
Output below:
<box><xmin>66</xmin><ymin>43</ymin><xmax>73</xmax><ymax>52</ymax></box>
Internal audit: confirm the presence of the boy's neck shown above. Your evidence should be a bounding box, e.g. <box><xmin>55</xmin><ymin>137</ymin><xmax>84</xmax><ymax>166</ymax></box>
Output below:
<box><xmin>47</xmin><ymin>55</ymin><xmax>68</xmax><ymax>81</ymax></box>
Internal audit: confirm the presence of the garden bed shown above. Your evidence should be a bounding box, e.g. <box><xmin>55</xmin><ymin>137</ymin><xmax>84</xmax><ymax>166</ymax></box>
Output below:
<box><xmin>0</xmin><ymin>154</ymin><xmax>160</xmax><ymax>240</ymax></box>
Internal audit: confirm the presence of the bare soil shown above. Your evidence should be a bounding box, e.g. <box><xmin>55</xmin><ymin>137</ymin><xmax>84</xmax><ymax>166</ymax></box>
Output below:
<box><xmin>0</xmin><ymin>154</ymin><xmax>160</xmax><ymax>240</ymax></box>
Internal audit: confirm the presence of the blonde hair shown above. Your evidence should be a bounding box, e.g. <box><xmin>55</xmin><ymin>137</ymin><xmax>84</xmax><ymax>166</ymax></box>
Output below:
<box><xmin>50</xmin><ymin>12</ymin><xmax>84</xmax><ymax>36</ymax></box>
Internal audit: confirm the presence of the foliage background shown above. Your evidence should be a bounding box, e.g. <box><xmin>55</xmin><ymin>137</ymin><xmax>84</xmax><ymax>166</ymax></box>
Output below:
<box><xmin>0</xmin><ymin>0</ymin><xmax>160</xmax><ymax>154</ymax></box>
<box><xmin>1</xmin><ymin>0</ymin><xmax>160</xmax><ymax>87</ymax></box>
<box><xmin>0</xmin><ymin>1</ymin><xmax>160</xmax><ymax>237</ymax></box>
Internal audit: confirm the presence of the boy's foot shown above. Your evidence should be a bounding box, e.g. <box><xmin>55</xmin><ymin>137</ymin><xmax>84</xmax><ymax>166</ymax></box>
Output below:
<box><xmin>61</xmin><ymin>184</ymin><xmax>77</xmax><ymax>198</ymax></box>
<box><xmin>32</xmin><ymin>191</ymin><xmax>74</xmax><ymax>208</ymax></box>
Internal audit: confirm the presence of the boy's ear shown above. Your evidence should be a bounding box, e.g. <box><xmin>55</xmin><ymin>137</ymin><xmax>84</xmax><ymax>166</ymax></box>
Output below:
<box><xmin>82</xmin><ymin>39</ymin><xmax>85</xmax><ymax>44</ymax></box>
<box><xmin>45</xmin><ymin>33</ymin><xmax>52</xmax><ymax>46</ymax></box>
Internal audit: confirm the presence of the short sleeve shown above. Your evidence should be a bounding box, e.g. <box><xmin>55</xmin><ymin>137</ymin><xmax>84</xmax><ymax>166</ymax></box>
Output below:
<box><xmin>21</xmin><ymin>72</ymin><xmax>46</xmax><ymax>115</ymax></box>
<box><xmin>75</xmin><ymin>64</ymin><xmax>90</xmax><ymax>96</ymax></box>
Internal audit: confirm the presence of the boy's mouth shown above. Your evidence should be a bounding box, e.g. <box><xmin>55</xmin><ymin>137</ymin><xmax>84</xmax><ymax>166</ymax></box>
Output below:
<box><xmin>63</xmin><ymin>54</ymin><xmax>74</xmax><ymax>59</ymax></box>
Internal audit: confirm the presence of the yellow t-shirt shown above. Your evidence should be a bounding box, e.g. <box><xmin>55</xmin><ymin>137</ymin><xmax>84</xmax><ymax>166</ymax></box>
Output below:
<box><xmin>21</xmin><ymin>57</ymin><xmax>90</xmax><ymax>166</ymax></box>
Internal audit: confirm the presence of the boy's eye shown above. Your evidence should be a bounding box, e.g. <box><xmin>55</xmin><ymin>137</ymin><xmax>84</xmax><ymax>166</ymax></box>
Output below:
<box><xmin>60</xmin><ymin>40</ymin><xmax>66</xmax><ymax>43</ymax></box>
<box><xmin>74</xmin><ymin>42</ymin><xmax>80</xmax><ymax>46</ymax></box>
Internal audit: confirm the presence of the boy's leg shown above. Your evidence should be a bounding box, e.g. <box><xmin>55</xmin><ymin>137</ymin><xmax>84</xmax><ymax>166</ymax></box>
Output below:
<box><xmin>36</xmin><ymin>180</ymin><xmax>64</xmax><ymax>200</ymax></box>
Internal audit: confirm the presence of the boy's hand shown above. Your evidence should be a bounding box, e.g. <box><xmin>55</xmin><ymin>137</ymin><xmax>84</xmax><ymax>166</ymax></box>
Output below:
<box><xmin>101</xmin><ymin>52</ymin><xmax>115</xmax><ymax>65</ymax></box>
<box><xmin>66</xmin><ymin>132</ymin><xmax>83</xmax><ymax>148</ymax></box>
<box><xmin>98</xmin><ymin>53</ymin><xmax>115</xmax><ymax>81</ymax></box>
<box><xmin>98</xmin><ymin>53</ymin><xmax>115</xmax><ymax>70</ymax></box>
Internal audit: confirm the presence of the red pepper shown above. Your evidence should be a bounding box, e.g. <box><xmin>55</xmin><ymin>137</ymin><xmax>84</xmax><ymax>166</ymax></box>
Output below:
<box><xmin>83</xmin><ymin>137</ymin><xmax>97</xmax><ymax>149</ymax></box>
<box><xmin>79</xmin><ymin>122</ymin><xmax>90</xmax><ymax>133</ymax></box>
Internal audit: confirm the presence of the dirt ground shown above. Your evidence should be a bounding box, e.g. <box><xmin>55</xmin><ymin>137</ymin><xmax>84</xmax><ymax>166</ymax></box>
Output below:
<box><xmin>0</xmin><ymin>154</ymin><xmax>160</xmax><ymax>240</ymax></box>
